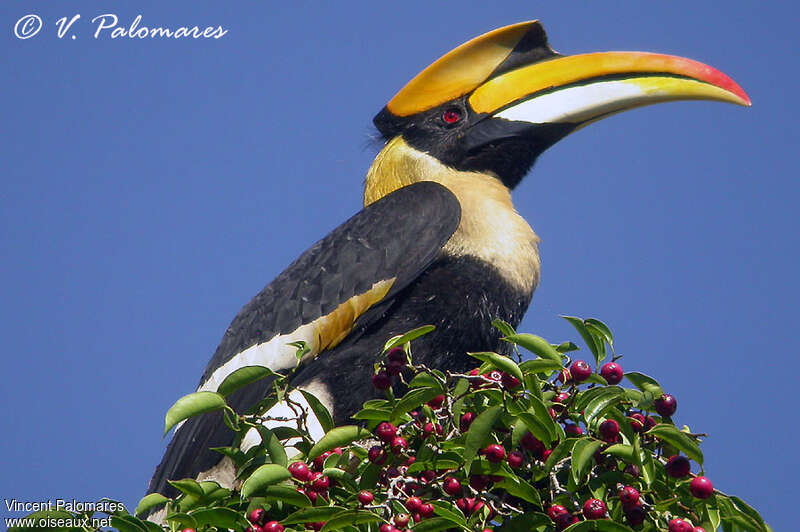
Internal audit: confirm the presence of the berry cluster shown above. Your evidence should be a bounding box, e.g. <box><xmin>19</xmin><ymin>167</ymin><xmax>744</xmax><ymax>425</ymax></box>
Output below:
<box><xmin>143</xmin><ymin>319</ymin><xmax>767</xmax><ymax>532</ymax></box>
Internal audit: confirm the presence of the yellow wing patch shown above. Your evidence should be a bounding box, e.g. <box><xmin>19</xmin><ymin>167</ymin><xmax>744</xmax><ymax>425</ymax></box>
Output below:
<box><xmin>386</xmin><ymin>21</ymin><xmax>538</xmax><ymax>117</ymax></box>
<box><xmin>313</xmin><ymin>278</ymin><xmax>395</xmax><ymax>352</ymax></box>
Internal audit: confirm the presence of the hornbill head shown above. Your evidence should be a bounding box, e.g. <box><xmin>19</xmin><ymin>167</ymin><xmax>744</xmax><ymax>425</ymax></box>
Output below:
<box><xmin>371</xmin><ymin>21</ymin><xmax>750</xmax><ymax>191</ymax></box>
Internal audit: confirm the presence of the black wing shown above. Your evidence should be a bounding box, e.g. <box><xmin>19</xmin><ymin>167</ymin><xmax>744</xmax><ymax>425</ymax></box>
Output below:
<box><xmin>149</xmin><ymin>181</ymin><xmax>460</xmax><ymax>496</ymax></box>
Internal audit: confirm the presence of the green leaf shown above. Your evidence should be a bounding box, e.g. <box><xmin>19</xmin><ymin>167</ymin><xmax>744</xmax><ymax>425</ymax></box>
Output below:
<box><xmin>463</xmin><ymin>404</ymin><xmax>503</xmax><ymax>474</ymax></box>
<box><xmin>408</xmin><ymin>372</ymin><xmax>442</xmax><ymax>389</ymax></box>
<box><xmin>503</xmin><ymin>333</ymin><xmax>562</xmax><ymax>363</ymax></box>
<box><xmin>431</xmin><ymin>500</ymin><xmax>467</xmax><ymax>526</ymax></box>
<box><xmin>491</xmin><ymin>318</ymin><xmax>516</xmax><ymax>337</ymax></box>
<box><xmin>585</xmin><ymin>318</ymin><xmax>614</xmax><ymax>350</ymax></box>
<box><xmin>517</xmin><ymin>412</ymin><xmax>554</xmax><ymax>446</ymax></box>
<box><xmin>564</xmin><ymin>520</ymin><xmax>636</xmax><ymax>532</ymax></box>
<box><xmin>308</xmin><ymin>425</ymin><xmax>372</xmax><ymax>459</ymax></box>
<box><xmin>562</xmin><ymin>315</ymin><xmax>605</xmax><ymax>365</ymax></box>
<box><xmin>556</xmin><ymin>341</ymin><xmax>581</xmax><ymax>353</ymax></box>
<box><xmin>495</xmin><ymin>476</ymin><xmax>542</xmax><ymax>505</ymax></box>
<box><xmin>383</xmin><ymin>325</ymin><xmax>435</xmax><ymax>351</ymax></box>
<box><xmin>164</xmin><ymin>391</ymin><xmax>227</xmax><ymax>435</ymax></box>
<box><xmin>409</xmin><ymin>517</ymin><xmax>459</xmax><ymax>532</ymax></box>
<box><xmin>646</xmin><ymin>424</ymin><xmax>703</xmax><ymax>464</ymax></box>
<box><xmin>571</xmin><ymin>438</ymin><xmax>605</xmax><ymax>485</ymax></box>
<box><xmin>216</xmin><ymin>365</ymin><xmax>279</xmax><ymax>397</ymax></box>
<box><xmin>390</xmin><ymin>387</ymin><xmax>444</xmax><ymax>423</ymax></box>
<box><xmin>467</xmin><ymin>351</ymin><xmax>523</xmax><ymax>382</ymax></box>
<box><xmin>189</xmin><ymin>508</ymin><xmax>249</xmax><ymax>530</ymax></box>
<box><xmin>519</xmin><ymin>358</ymin><xmax>562</xmax><ymax>374</ymax></box>
<box><xmin>299</xmin><ymin>389</ymin><xmax>335</xmax><ymax>433</ymax></box>
<box><xmin>583</xmin><ymin>386</ymin><xmax>626</xmax><ymax>425</ymax></box>
<box><xmin>163</xmin><ymin>513</ymin><xmax>198</xmax><ymax>531</ymax></box>
<box><xmin>320</xmin><ymin>510</ymin><xmax>383</xmax><ymax>532</ymax></box>
<box><xmin>499</xmin><ymin>512</ymin><xmax>552</xmax><ymax>532</ymax></box>
<box><xmin>729</xmin><ymin>495</ymin><xmax>769</xmax><ymax>532</ymax></box>
<box><xmin>545</xmin><ymin>439</ymin><xmax>578</xmax><ymax>473</ymax></box>
<box><xmin>282</xmin><ymin>507</ymin><xmax>348</xmax><ymax>525</ymax></box>
<box><xmin>352</xmin><ymin>408</ymin><xmax>393</xmax><ymax>421</ymax></box>
<box><xmin>256</xmin><ymin>426</ymin><xmax>288</xmax><ymax>467</ymax></box>
<box><xmin>240</xmin><ymin>464</ymin><xmax>292</xmax><ymax>498</ymax></box>
<box><xmin>358</xmin><ymin>462</ymin><xmax>381</xmax><ymax>490</ymax></box>
<box><xmin>109</xmin><ymin>515</ymin><xmax>149</xmax><ymax>532</ymax></box>
<box><xmin>167</xmin><ymin>479</ymin><xmax>204</xmax><ymax>497</ymax></box>
<box><xmin>624</xmin><ymin>372</ymin><xmax>664</xmax><ymax>398</ymax></box>
<box><xmin>262</xmin><ymin>485</ymin><xmax>312</xmax><ymax>507</ymax></box>
<box><xmin>134</xmin><ymin>493</ymin><xmax>169</xmax><ymax>517</ymax></box>
<box><xmin>602</xmin><ymin>444</ymin><xmax>636</xmax><ymax>462</ymax></box>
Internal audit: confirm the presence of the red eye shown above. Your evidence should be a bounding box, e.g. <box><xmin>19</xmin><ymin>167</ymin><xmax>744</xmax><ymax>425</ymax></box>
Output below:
<box><xmin>442</xmin><ymin>108</ymin><xmax>461</xmax><ymax>124</ymax></box>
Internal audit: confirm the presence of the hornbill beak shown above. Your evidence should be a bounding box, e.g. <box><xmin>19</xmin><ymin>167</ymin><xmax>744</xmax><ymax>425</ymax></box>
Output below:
<box><xmin>376</xmin><ymin>21</ymin><xmax>750</xmax><ymax>178</ymax></box>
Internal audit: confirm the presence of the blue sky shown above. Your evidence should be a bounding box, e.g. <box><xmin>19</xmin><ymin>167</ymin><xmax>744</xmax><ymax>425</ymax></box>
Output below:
<box><xmin>2</xmin><ymin>1</ymin><xmax>797</xmax><ymax>530</ymax></box>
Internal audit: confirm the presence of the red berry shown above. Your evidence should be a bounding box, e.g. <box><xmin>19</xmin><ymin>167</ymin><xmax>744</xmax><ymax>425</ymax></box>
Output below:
<box><xmin>262</xmin><ymin>522</ymin><xmax>283</xmax><ymax>532</ymax></box>
<box><xmin>625</xmin><ymin>503</ymin><xmax>647</xmax><ymax>526</ymax></box>
<box><xmin>405</xmin><ymin>496</ymin><xmax>422</xmax><ymax>512</ymax></box>
<box><xmin>692</xmin><ymin>528</ymin><xmax>707</xmax><ymax>532</ymax></box>
<box><xmin>547</xmin><ymin>504</ymin><xmax>569</xmax><ymax>521</ymax></box>
<box><xmin>665</xmin><ymin>455</ymin><xmax>691</xmax><ymax>478</ymax></box>
<box><xmin>455</xmin><ymin>498</ymin><xmax>470</xmax><ymax>514</ymax></box>
<box><xmin>460</xmin><ymin>412</ymin><xmax>475</xmax><ymax>432</ymax></box>
<box><xmin>598</xmin><ymin>419</ymin><xmax>620</xmax><ymax>442</ymax></box>
<box><xmin>507</xmin><ymin>450</ymin><xmax>524</xmax><ymax>468</ymax></box>
<box><xmin>554</xmin><ymin>512</ymin><xmax>578</xmax><ymax>531</ymax></box>
<box><xmin>582</xmin><ymin>498</ymin><xmax>607</xmax><ymax>519</ymax></box>
<box><xmin>521</xmin><ymin>432</ymin><xmax>545</xmax><ymax>457</ymax></box>
<box><xmin>558</xmin><ymin>368</ymin><xmax>572</xmax><ymax>384</ymax></box>
<box><xmin>668</xmin><ymin>518</ymin><xmax>693</xmax><ymax>532</ymax></box>
<box><xmin>313</xmin><ymin>451</ymin><xmax>331</xmax><ymax>470</ymax></box>
<box><xmin>644</xmin><ymin>415</ymin><xmax>657</xmax><ymax>431</ymax></box>
<box><xmin>570</xmin><ymin>360</ymin><xmax>592</xmax><ymax>382</ymax></box>
<box><xmin>358</xmin><ymin>490</ymin><xmax>374</xmax><ymax>505</ymax></box>
<box><xmin>542</xmin><ymin>449</ymin><xmax>553</xmax><ymax>461</ymax></box>
<box><xmin>367</xmin><ymin>445</ymin><xmax>387</xmax><ymax>465</ymax></box>
<box><xmin>248</xmin><ymin>509</ymin><xmax>266</xmax><ymax>525</ymax></box>
<box><xmin>600</xmin><ymin>362</ymin><xmax>623</xmax><ymax>384</ymax></box>
<box><xmin>391</xmin><ymin>436</ymin><xmax>408</xmax><ymax>454</ymax></box>
<box><xmin>619</xmin><ymin>485</ymin><xmax>640</xmax><ymax>507</ymax></box>
<box><xmin>393</xmin><ymin>514</ymin><xmax>410</xmax><ymax>528</ymax></box>
<box><xmin>288</xmin><ymin>461</ymin><xmax>311</xmax><ymax>481</ymax></box>
<box><xmin>655</xmin><ymin>393</ymin><xmax>677</xmax><ymax>417</ymax></box>
<box><xmin>419</xmin><ymin>470</ymin><xmax>436</xmax><ymax>483</ymax></box>
<box><xmin>379</xmin><ymin>525</ymin><xmax>394</xmax><ymax>532</ymax></box>
<box><xmin>628</xmin><ymin>413</ymin><xmax>646</xmax><ymax>432</ymax></box>
<box><xmin>422</xmin><ymin>422</ymin><xmax>436</xmax><ymax>438</ymax></box>
<box><xmin>376</xmin><ymin>422</ymin><xmax>398</xmax><ymax>442</ymax></box>
<box><xmin>552</xmin><ymin>392</ymin><xmax>569</xmax><ymax>412</ymax></box>
<box><xmin>309</xmin><ymin>472</ymin><xmax>330</xmax><ymax>492</ymax></box>
<box><xmin>387</xmin><ymin>347</ymin><xmax>406</xmax><ymax>364</ymax></box>
<box><xmin>418</xmin><ymin>503</ymin><xmax>435</xmax><ymax>518</ymax></box>
<box><xmin>483</xmin><ymin>444</ymin><xmax>506</xmax><ymax>463</ymax></box>
<box><xmin>501</xmin><ymin>372</ymin><xmax>521</xmax><ymax>389</ymax></box>
<box><xmin>386</xmin><ymin>360</ymin><xmax>405</xmax><ymax>376</ymax></box>
<box><xmin>181</xmin><ymin>529</ymin><xmax>197</xmax><ymax>532</ymax></box>
<box><xmin>246</xmin><ymin>528</ymin><xmax>260</xmax><ymax>532</ymax></box>
<box><xmin>483</xmin><ymin>370</ymin><xmax>503</xmax><ymax>385</ymax></box>
<box><xmin>306</xmin><ymin>523</ymin><xmax>325</xmax><ymax>531</ymax></box>
<box><xmin>372</xmin><ymin>371</ymin><xmax>392</xmax><ymax>390</ymax></box>
<box><xmin>469</xmin><ymin>475</ymin><xmax>490</xmax><ymax>490</ymax></box>
<box><xmin>564</xmin><ymin>423</ymin><xmax>583</xmax><ymax>436</ymax></box>
<box><xmin>690</xmin><ymin>476</ymin><xmax>714</xmax><ymax>499</ymax></box>
<box><xmin>442</xmin><ymin>476</ymin><xmax>462</xmax><ymax>495</ymax></box>
<box><xmin>427</xmin><ymin>394</ymin><xmax>445</xmax><ymax>408</ymax></box>
<box><xmin>332</xmin><ymin>447</ymin><xmax>343</xmax><ymax>455</ymax></box>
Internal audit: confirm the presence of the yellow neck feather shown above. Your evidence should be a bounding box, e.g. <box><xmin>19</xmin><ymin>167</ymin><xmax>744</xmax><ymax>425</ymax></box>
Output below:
<box><xmin>364</xmin><ymin>137</ymin><xmax>541</xmax><ymax>294</ymax></box>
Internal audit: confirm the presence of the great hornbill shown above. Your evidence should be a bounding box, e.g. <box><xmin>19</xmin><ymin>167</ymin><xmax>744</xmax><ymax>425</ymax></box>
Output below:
<box><xmin>149</xmin><ymin>21</ymin><xmax>749</xmax><ymax>496</ymax></box>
